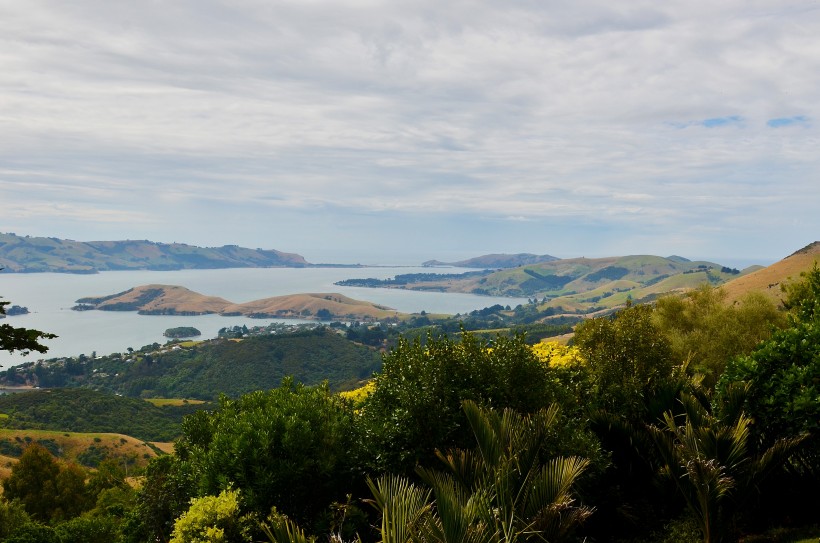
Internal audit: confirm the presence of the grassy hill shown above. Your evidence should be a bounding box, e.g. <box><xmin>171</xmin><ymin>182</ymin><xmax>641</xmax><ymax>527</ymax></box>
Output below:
<box><xmin>343</xmin><ymin>254</ymin><xmax>751</xmax><ymax>314</ymax></box>
<box><xmin>76</xmin><ymin>284</ymin><xmax>402</xmax><ymax>321</ymax></box>
<box><xmin>0</xmin><ymin>388</ymin><xmax>205</xmax><ymax>441</ymax></box>
<box><xmin>3</xmin><ymin>327</ymin><xmax>382</xmax><ymax>399</ymax></box>
<box><xmin>0</xmin><ymin>232</ymin><xmax>308</xmax><ymax>273</ymax></box>
<box><xmin>721</xmin><ymin>242</ymin><xmax>820</xmax><ymax>305</ymax></box>
<box><xmin>0</xmin><ymin>428</ymin><xmax>163</xmax><ymax>480</ymax></box>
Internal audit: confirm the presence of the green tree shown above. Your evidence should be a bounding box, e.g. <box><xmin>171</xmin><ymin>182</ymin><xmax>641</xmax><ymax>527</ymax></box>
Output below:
<box><xmin>175</xmin><ymin>379</ymin><xmax>360</xmax><ymax>528</ymax></box>
<box><xmin>360</xmin><ymin>331</ymin><xmax>565</xmax><ymax>474</ymax></box>
<box><xmin>715</xmin><ymin>266</ymin><xmax>820</xmax><ymax>527</ymax></box>
<box><xmin>2</xmin><ymin>444</ymin><xmax>92</xmax><ymax>523</ymax></box>
<box><xmin>573</xmin><ymin>303</ymin><xmax>675</xmax><ymax>420</ymax></box>
<box><xmin>171</xmin><ymin>488</ymin><xmax>253</xmax><ymax>543</ymax></box>
<box><xmin>362</xmin><ymin>402</ymin><xmax>592</xmax><ymax>543</ymax></box>
<box><xmin>124</xmin><ymin>454</ymin><xmax>196</xmax><ymax>543</ymax></box>
<box><xmin>654</xmin><ymin>286</ymin><xmax>784</xmax><ymax>389</ymax></box>
<box><xmin>0</xmin><ymin>497</ymin><xmax>31</xmax><ymax>539</ymax></box>
<box><xmin>649</xmin><ymin>393</ymin><xmax>802</xmax><ymax>543</ymax></box>
<box><xmin>0</xmin><ymin>297</ymin><xmax>56</xmax><ymax>355</ymax></box>
<box><xmin>2</xmin><ymin>445</ymin><xmax>60</xmax><ymax>521</ymax></box>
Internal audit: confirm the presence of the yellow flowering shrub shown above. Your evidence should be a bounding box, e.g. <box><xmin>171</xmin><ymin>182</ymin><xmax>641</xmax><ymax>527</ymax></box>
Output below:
<box><xmin>170</xmin><ymin>489</ymin><xmax>241</xmax><ymax>543</ymax></box>
<box><xmin>531</xmin><ymin>341</ymin><xmax>585</xmax><ymax>368</ymax></box>
<box><xmin>339</xmin><ymin>380</ymin><xmax>375</xmax><ymax>407</ymax></box>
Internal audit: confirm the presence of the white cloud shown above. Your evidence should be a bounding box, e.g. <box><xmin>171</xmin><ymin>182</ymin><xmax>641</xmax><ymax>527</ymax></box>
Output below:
<box><xmin>0</xmin><ymin>0</ymin><xmax>818</xmax><ymax>261</ymax></box>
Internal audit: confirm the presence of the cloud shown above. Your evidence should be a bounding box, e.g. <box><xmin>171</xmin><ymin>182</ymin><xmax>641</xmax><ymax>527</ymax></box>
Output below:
<box><xmin>0</xmin><ymin>1</ymin><xmax>819</xmax><ymax>262</ymax></box>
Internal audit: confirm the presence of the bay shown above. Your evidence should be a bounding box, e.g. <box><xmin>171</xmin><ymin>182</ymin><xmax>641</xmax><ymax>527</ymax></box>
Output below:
<box><xmin>0</xmin><ymin>267</ymin><xmax>527</xmax><ymax>368</ymax></box>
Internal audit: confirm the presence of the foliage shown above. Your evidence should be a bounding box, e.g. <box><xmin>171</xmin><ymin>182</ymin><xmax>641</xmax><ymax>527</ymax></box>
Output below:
<box><xmin>0</xmin><ymin>497</ymin><xmax>31</xmax><ymax>540</ymax></box>
<box><xmin>573</xmin><ymin>303</ymin><xmax>675</xmax><ymax>420</ymax></box>
<box><xmin>649</xmin><ymin>393</ymin><xmax>803</xmax><ymax>543</ymax></box>
<box><xmin>654</xmin><ymin>285</ymin><xmax>784</xmax><ymax>388</ymax></box>
<box><xmin>1</xmin><ymin>443</ymin><xmax>92</xmax><ymax>522</ymax></box>
<box><xmin>363</xmin><ymin>401</ymin><xmax>592</xmax><ymax>543</ymax></box>
<box><xmin>1</xmin><ymin>522</ymin><xmax>58</xmax><ymax>543</ymax></box>
<box><xmin>419</xmin><ymin>401</ymin><xmax>593</xmax><ymax>543</ymax></box>
<box><xmin>54</xmin><ymin>515</ymin><xmax>124</xmax><ymax>543</ymax></box>
<box><xmin>0</xmin><ymin>388</ymin><xmax>198</xmax><ymax>441</ymax></box>
<box><xmin>171</xmin><ymin>488</ymin><xmax>254</xmax><ymax>543</ymax></box>
<box><xmin>0</xmin><ymin>296</ymin><xmax>56</xmax><ymax>355</ymax></box>
<box><xmin>359</xmin><ymin>331</ymin><xmax>580</xmax><ymax>474</ymax></box>
<box><xmin>175</xmin><ymin>379</ymin><xmax>361</xmax><ymax>528</ymax></box>
<box><xmin>715</xmin><ymin>266</ymin><xmax>820</xmax><ymax>527</ymax></box>
<box><xmin>124</xmin><ymin>454</ymin><xmax>197</xmax><ymax>543</ymax></box>
<box><xmin>164</xmin><ymin>326</ymin><xmax>202</xmax><ymax>338</ymax></box>
<box><xmin>5</xmin><ymin>327</ymin><xmax>381</xmax><ymax>398</ymax></box>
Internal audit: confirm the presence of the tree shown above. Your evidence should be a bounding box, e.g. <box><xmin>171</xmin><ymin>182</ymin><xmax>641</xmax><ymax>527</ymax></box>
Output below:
<box><xmin>573</xmin><ymin>303</ymin><xmax>675</xmax><ymax>420</ymax></box>
<box><xmin>2</xmin><ymin>445</ymin><xmax>60</xmax><ymax>521</ymax></box>
<box><xmin>170</xmin><ymin>489</ymin><xmax>252</xmax><ymax>543</ymax></box>
<box><xmin>124</xmin><ymin>454</ymin><xmax>196</xmax><ymax>543</ymax></box>
<box><xmin>649</xmin><ymin>393</ymin><xmax>802</xmax><ymax>543</ymax></box>
<box><xmin>418</xmin><ymin>401</ymin><xmax>593</xmax><ymax>543</ymax></box>
<box><xmin>0</xmin><ymin>297</ymin><xmax>56</xmax><ymax>355</ymax></box>
<box><xmin>1</xmin><ymin>444</ymin><xmax>90</xmax><ymax>522</ymax></box>
<box><xmin>0</xmin><ymin>497</ymin><xmax>31</xmax><ymax>540</ymax></box>
<box><xmin>175</xmin><ymin>379</ymin><xmax>360</xmax><ymax>528</ymax></box>
<box><xmin>363</xmin><ymin>402</ymin><xmax>592</xmax><ymax>543</ymax></box>
<box><xmin>653</xmin><ymin>285</ymin><xmax>784</xmax><ymax>389</ymax></box>
<box><xmin>360</xmin><ymin>331</ymin><xmax>564</xmax><ymax>474</ymax></box>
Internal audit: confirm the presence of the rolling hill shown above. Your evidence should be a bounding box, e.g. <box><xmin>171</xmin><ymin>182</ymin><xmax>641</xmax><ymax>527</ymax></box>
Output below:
<box><xmin>76</xmin><ymin>284</ymin><xmax>401</xmax><ymax>321</ymax></box>
<box><xmin>0</xmin><ymin>232</ymin><xmax>308</xmax><ymax>273</ymax></box>
<box><xmin>2</xmin><ymin>327</ymin><xmax>383</xmax><ymax>398</ymax></box>
<box><xmin>721</xmin><ymin>241</ymin><xmax>820</xmax><ymax>305</ymax></box>
<box><xmin>343</xmin><ymin>255</ymin><xmax>752</xmax><ymax>308</ymax></box>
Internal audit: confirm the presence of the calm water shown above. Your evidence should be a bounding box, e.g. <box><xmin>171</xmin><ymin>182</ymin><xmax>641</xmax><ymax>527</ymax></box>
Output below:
<box><xmin>0</xmin><ymin>267</ymin><xmax>526</xmax><ymax>368</ymax></box>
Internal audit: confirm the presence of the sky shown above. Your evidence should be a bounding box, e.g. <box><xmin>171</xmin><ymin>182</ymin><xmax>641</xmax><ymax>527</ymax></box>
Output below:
<box><xmin>1</xmin><ymin>1</ymin><xmax>818</xmax><ymax>266</ymax></box>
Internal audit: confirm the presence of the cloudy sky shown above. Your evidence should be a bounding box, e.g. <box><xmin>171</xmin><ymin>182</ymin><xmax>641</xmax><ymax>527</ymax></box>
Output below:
<box><xmin>1</xmin><ymin>1</ymin><xmax>818</xmax><ymax>265</ymax></box>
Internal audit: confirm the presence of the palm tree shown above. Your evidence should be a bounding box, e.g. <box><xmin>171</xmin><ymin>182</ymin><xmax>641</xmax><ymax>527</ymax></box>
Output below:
<box><xmin>417</xmin><ymin>400</ymin><xmax>593</xmax><ymax>543</ymax></box>
<box><xmin>649</xmin><ymin>388</ymin><xmax>804</xmax><ymax>543</ymax></box>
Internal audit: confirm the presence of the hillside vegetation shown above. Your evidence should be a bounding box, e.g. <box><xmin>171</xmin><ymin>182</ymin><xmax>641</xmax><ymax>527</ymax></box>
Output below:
<box><xmin>0</xmin><ymin>428</ymin><xmax>161</xmax><ymax>479</ymax></box>
<box><xmin>0</xmin><ymin>232</ymin><xmax>308</xmax><ymax>273</ymax></box>
<box><xmin>2</xmin><ymin>327</ymin><xmax>382</xmax><ymax>399</ymax></box>
<box><xmin>0</xmin><ymin>388</ymin><xmax>204</xmax><ymax>441</ymax></box>
<box><xmin>340</xmin><ymin>254</ymin><xmax>752</xmax><ymax>313</ymax></box>
<box><xmin>75</xmin><ymin>284</ymin><xmax>401</xmax><ymax>320</ymax></box>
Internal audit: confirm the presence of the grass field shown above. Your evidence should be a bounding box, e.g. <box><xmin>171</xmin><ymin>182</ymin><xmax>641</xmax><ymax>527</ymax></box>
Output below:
<box><xmin>143</xmin><ymin>398</ymin><xmax>207</xmax><ymax>407</ymax></box>
<box><xmin>0</xmin><ymin>428</ymin><xmax>165</xmax><ymax>474</ymax></box>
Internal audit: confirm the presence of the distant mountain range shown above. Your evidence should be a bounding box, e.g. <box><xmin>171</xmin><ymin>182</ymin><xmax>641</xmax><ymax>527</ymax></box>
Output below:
<box><xmin>0</xmin><ymin>233</ymin><xmax>308</xmax><ymax>273</ymax></box>
<box><xmin>423</xmin><ymin>253</ymin><xmax>559</xmax><ymax>268</ymax></box>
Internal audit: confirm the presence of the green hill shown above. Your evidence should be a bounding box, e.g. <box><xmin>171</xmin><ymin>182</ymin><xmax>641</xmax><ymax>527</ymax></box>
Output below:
<box><xmin>343</xmin><ymin>255</ymin><xmax>750</xmax><ymax>313</ymax></box>
<box><xmin>0</xmin><ymin>388</ymin><xmax>203</xmax><ymax>441</ymax></box>
<box><xmin>2</xmin><ymin>327</ymin><xmax>382</xmax><ymax>400</ymax></box>
<box><xmin>0</xmin><ymin>232</ymin><xmax>308</xmax><ymax>273</ymax></box>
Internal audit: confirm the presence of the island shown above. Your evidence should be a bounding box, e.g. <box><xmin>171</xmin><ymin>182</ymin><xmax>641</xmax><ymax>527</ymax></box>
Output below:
<box><xmin>73</xmin><ymin>284</ymin><xmax>403</xmax><ymax>322</ymax></box>
<box><xmin>163</xmin><ymin>326</ymin><xmax>202</xmax><ymax>339</ymax></box>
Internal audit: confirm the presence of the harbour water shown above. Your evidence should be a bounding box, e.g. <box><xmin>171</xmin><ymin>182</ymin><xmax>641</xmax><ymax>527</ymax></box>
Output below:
<box><xmin>0</xmin><ymin>267</ymin><xmax>527</xmax><ymax>368</ymax></box>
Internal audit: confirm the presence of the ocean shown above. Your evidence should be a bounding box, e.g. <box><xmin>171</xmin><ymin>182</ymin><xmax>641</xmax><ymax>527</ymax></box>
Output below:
<box><xmin>0</xmin><ymin>267</ymin><xmax>527</xmax><ymax>368</ymax></box>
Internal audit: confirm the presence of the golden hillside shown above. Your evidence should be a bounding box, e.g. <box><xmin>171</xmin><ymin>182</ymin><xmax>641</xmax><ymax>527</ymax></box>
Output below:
<box><xmin>0</xmin><ymin>428</ymin><xmax>164</xmax><ymax>481</ymax></box>
<box><xmin>77</xmin><ymin>285</ymin><xmax>401</xmax><ymax>321</ymax></box>
<box><xmin>722</xmin><ymin>242</ymin><xmax>820</xmax><ymax>305</ymax></box>
<box><xmin>223</xmin><ymin>293</ymin><xmax>398</xmax><ymax>320</ymax></box>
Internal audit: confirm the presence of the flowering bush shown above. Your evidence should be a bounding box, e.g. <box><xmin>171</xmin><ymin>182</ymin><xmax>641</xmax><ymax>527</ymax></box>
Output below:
<box><xmin>531</xmin><ymin>341</ymin><xmax>585</xmax><ymax>367</ymax></box>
